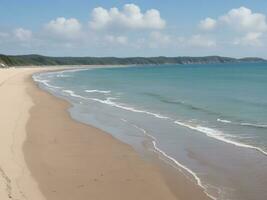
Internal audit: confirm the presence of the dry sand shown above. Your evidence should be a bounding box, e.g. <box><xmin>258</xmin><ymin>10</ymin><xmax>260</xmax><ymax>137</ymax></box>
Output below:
<box><xmin>0</xmin><ymin>67</ymin><xmax>211</xmax><ymax>200</ymax></box>
<box><xmin>0</xmin><ymin>68</ymin><xmax>46</xmax><ymax>200</ymax></box>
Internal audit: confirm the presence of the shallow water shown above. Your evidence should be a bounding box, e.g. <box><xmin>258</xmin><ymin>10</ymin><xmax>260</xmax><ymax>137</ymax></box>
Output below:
<box><xmin>34</xmin><ymin>63</ymin><xmax>267</xmax><ymax>200</ymax></box>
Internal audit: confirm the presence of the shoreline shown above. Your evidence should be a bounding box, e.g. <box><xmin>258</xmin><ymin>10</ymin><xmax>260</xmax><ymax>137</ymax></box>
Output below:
<box><xmin>25</xmin><ymin>70</ymin><xmax>179</xmax><ymax>200</ymax></box>
<box><xmin>29</xmin><ymin>68</ymin><xmax>212</xmax><ymax>200</ymax></box>
<box><xmin>0</xmin><ymin>67</ymin><xmax>212</xmax><ymax>200</ymax></box>
<box><xmin>40</xmin><ymin>66</ymin><xmax>267</xmax><ymax>159</ymax></box>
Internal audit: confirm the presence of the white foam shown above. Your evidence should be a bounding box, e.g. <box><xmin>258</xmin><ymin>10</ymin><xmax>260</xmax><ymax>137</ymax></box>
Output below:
<box><xmin>34</xmin><ymin>68</ymin><xmax>88</xmax><ymax>82</ymax></box>
<box><xmin>33</xmin><ymin>75</ymin><xmax>62</xmax><ymax>89</ymax></box>
<box><xmin>122</xmin><ymin>119</ymin><xmax>217</xmax><ymax>200</ymax></box>
<box><xmin>217</xmin><ymin>118</ymin><xmax>232</xmax><ymax>123</ymax></box>
<box><xmin>240</xmin><ymin>122</ymin><xmax>267</xmax><ymax>128</ymax></box>
<box><xmin>56</xmin><ymin>74</ymin><xmax>71</xmax><ymax>78</ymax></box>
<box><xmin>175</xmin><ymin>120</ymin><xmax>267</xmax><ymax>156</ymax></box>
<box><xmin>56</xmin><ymin>68</ymin><xmax>89</xmax><ymax>74</ymax></box>
<box><xmin>63</xmin><ymin>90</ymin><xmax>86</xmax><ymax>99</ymax></box>
<box><xmin>217</xmin><ymin>118</ymin><xmax>267</xmax><ymax>128</ymax></box>
<box><xmin>61</xmin><ymin>89</ymin><xmax>169</xmax><ymax>120</ymax></box>
<box><xmin>152</xmin><ymin>141</ymin><xmax>217</xmax><ymax>200</ymax></box>
<box><xmin>85</xmin><ymin>89</ymin><xmax>111</xmax><ymax>94</ymax></box>
<box><xmin>90</xmin><ymin>97</ymin><xmax>169</xmax><ymax>119</ymax></box>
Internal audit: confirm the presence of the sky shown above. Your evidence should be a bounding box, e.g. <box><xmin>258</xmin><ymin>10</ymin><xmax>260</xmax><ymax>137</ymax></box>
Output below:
<box><xmin>1</xmin><ymin>0</ymin><xmax>267</xmax><ymax>58</ymax></box>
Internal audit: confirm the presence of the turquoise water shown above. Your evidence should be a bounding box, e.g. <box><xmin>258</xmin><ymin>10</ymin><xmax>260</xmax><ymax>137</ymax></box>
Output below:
<box><xmin>34</xmin><ymin>63</ymin><xmax>267</xmax><ymax>200</ymax></box>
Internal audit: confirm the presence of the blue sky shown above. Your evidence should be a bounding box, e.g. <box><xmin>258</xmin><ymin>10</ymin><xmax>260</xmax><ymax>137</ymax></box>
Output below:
<box><xmin>1</xmin><ymin>0</ymin><xmax>267</xmax><ymax>57</ymax></box>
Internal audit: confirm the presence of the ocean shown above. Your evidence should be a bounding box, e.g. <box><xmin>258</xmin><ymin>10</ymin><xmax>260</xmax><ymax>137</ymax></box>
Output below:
<box><xmin>33</xmin><ymin>63</ymin><xmax>267</xmax><ymax>200</ymax></box>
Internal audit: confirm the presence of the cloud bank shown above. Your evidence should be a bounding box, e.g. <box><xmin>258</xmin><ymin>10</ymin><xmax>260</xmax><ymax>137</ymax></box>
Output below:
<box><xmin>199</xmin><ymin>18</ymin><xmax>217</xmax><ymax>31</ymax></box>
<box><xmin>44</xmin><ymin>17</ymin><xmax>82</xmax><ymax>39</ymax></box>
<box><xmin>200</xmin><ymin>7</ymin><xmax>267</xmax><ymax>46</ymax></box>
<box><xmin>1</xmin><ymin>4</ymin><xmax>266</xmax><ymax>57</ymax></box>
<box><xmin>89</xmin><ymin>4</ymin><xmax>166</xmax><ymax>30</ymax></box>
<box><xmin>220</xmin><ymin>7</ymin><xmax>267</xmax><ymax>32</ymax></box>
<box><xmin>14</xmin><ymin>28</ymin><xmax>32</xmax><ymax>41</ymax></box>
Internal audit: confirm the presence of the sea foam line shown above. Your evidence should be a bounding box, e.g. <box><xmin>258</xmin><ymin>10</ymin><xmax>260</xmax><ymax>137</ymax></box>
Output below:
<box><xmin>90</xmin><ymin>98</ymin><xmax>169</xmax><ymax>119</ymax></box>
<box><xmin>85</xmin><ymin>89</ymin><xmax>111</xmax><ymax>94</ymax></box>
<box><xmin>122</xmin><ymin>119</ymin><xmax>217</xmax><ymax>200</ymax></box>
<box><xmin>175</xmin><ymin>120</ymin><xmax>267</xmax><ymax>156</ymax></box>
<box><xmin>152</xmin><ymin>141</ymin><xmax>217</xmax><ymax>200</ymax></box>
<box><xmin>55</xmin><ymin>68</ymin><xmax>89</xmax><ymax>74</ymax></box>
<box><xmin>240</xmin><ymin>122</ymin><xmax>267</xmax><ymax>128</ymax></box>
<box><xmin>47</xmin><ymin>86</ymin><xmax>267</xmax><ymax>157</ymax></box>
<box><xmin>217</xmin><ymin>118</ymin><xmax>231</xmax><ymax>123</ymax></box>
<box><xmin>56</xmin><ymin>74</ymin><xmax>71</xmax><ymax>78</ymax></box>
<box><xmin>33</xmin><ymin>75</ymin><xmax>62</xmax><ymax>89</ymax></box>
<box><xmin>217</xmin><ymin>118</ymin><xmax>267</xmax><ymax>128</ymax></box>
<box><xmin>63</xmin><ymin>89</ymin><xmax>267</xmax><ymax>156</ymax></box>
<box><xmin>63</xmin><ymin>90</ymin><xmax>169</xmax><ymax>120</ymax></box>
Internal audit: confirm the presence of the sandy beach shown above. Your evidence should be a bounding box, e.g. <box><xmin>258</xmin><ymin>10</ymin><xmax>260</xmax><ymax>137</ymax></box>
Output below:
<box><xmin>0</xmin><ymin>67</ymin><xmax>211</xmax><ymax>200</ymax></box>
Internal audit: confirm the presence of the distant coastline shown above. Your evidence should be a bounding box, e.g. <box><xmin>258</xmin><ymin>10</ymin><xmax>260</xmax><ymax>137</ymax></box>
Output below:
<box><xmin>0</xmin><ymin>54</ymin><xmax>266</xmax><ymax>67</ymax></box>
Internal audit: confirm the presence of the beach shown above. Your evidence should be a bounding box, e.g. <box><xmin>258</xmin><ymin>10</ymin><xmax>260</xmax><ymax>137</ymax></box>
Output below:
<box><xmin>2</xmin><ymin>1</ymin><xmax>267</xmax><ymax>200</ymax></box>
<box><xmin>0</xmin><ymin>67</ymin><xmax>212</xmax><ymax>200</ymax></box>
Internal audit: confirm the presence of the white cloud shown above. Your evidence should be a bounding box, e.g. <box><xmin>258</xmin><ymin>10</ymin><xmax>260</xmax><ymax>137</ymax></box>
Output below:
<box><xmin>200</xmin><ymin>7</ymin><xmax>267</xmax><ymax>33</ymax></box>
<box><xmin>45</xmin><ymin>17</ymin><xmax>82</xmax><ymax>39</ymax></box>
<box><xmin>188</xmin><ymin>35</ymin><xmax>216</xmax><ymax>47</ymax></box>
<box><xmin>14</xmin><ymin>28</ymin><xmax>32</xmax><ymax>41</ymax></box>
<box><xmin>199</xmin><ymin>17</ymin><xmax>217</xmax><ymax>31</ymax></box>
<box><xmin>199</xmin><ymin>7</ymin><xmax>267</xmax><ymax>47</ymax></box>
<box><xmin>220</xmin><ymin>7</ymin><xmax>267</xmax><ymax>32</ymax></box>
<box><xmin>89</xmin><ymin>4</ymin><xmax>166</xmax><ymax>30</ymax></box>
<box><xmin>234</xmin><ymin>32</ymin><xmax>263</xmax><ymax>46</ymax></box>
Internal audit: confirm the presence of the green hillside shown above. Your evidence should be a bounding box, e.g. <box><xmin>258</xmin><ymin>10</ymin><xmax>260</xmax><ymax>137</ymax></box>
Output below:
<box><xmin>0</xmin><ymin>54</ymin><xmax>266</xmax><ymax>67</ymax></box>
